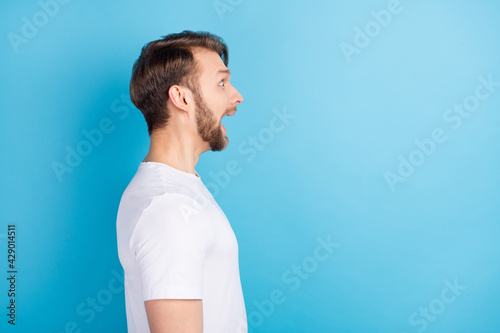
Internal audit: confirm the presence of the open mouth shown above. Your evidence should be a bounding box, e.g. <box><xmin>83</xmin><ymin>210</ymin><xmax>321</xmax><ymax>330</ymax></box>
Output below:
<box><xmin>221</xmin><ymin>111</ymin><xmax>236</xmax><ymax>132</ymax></box>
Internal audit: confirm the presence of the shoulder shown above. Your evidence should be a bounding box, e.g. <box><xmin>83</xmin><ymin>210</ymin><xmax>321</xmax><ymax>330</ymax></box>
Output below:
<box><xmin>130</xmin><ymin>193</ymin><xmax>214</xmax><ymax>250</ymax></box>
<box><xmin>146</xmin><ymin>192</ymin><xmax>204</xmax><ymax>217</ymax></box>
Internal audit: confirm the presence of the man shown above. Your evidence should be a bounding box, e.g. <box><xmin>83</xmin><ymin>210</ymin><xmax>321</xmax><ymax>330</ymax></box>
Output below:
<box><xmin>116</xmin><ymin>30</ymin><xmax>247</xmax><ymax>333</ymax></box>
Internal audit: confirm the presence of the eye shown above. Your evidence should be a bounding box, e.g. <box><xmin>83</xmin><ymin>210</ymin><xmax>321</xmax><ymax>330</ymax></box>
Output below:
<box><xmin>218</xmin><ymin>79</ymin><xmax>225</xmax><ymax>87</ymax></box>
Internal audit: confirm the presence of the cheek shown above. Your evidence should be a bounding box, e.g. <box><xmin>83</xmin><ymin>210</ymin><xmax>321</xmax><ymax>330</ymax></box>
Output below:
<box><xmin>213</xmin><ymin>91</ymin><xmax>229</xmax><ymax>114</ymax></box>
<box><xmin>208</xmin><ymin>88</ymin><xmax>226</xmax><ymax>105</ymax></box>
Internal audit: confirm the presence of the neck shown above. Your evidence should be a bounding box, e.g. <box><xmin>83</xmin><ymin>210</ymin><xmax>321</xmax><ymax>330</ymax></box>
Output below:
<box><xmin>143</xmin><ymin>126</ymin><xmax>208</xmax><ymax>176</ymax></box>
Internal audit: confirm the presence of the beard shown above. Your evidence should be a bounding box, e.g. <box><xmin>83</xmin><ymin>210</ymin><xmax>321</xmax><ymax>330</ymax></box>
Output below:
<box><xmin>192</xmin><ymin>88</ymin><xmax>229</xmax><ymax>152</ymax></box>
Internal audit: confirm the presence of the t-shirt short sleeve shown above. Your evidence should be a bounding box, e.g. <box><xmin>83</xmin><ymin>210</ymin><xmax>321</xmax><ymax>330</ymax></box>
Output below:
<box><xmin>129</xmin><ymin>193</ymin><xmax>214</xmax><ymax>301</ymax></box>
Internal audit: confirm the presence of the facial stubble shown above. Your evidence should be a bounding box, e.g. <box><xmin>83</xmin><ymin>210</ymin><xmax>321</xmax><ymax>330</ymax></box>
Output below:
<box><xmin>192</xmin><ymin>88</ymin><xmax>229</xmax><ymax>152</ymax></box>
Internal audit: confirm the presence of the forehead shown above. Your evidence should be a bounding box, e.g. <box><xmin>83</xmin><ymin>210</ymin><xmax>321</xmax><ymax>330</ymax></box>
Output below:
<box><xmin>192</xmin><ymin>47</ymin><xmax>229</xmax><ymax>79</ymax></box>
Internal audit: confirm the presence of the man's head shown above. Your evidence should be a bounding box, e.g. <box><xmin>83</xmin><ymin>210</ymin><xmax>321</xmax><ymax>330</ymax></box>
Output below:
<box><xmin>129</xmin><ymin>30</ymin><xmax>243</xmax><ymax>151</ymax></box>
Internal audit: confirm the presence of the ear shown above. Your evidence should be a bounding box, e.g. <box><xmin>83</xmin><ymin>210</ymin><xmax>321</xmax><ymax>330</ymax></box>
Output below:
<box><xmin>168</xmin><ymin>84</ymin><xmax>194</xmax><ymax>114</ymax></box>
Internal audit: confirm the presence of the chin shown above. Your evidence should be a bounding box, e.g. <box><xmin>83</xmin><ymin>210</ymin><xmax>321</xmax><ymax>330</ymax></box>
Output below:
<box><xmin>211</xmin><ymin>133</ymin><xmax>229</xmax><ymax>151</ymax></box>
<box><xmin>211</xmin><ymin>139</ymin><xmax>229</xmax><ymax>152</ymax></box>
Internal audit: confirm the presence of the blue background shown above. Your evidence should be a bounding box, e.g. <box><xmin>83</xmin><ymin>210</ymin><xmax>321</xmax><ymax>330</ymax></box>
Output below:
<box><xmin>1</xmin><ymin>0</ymin><xmax>499</xmax><ymax>332</ymax></box>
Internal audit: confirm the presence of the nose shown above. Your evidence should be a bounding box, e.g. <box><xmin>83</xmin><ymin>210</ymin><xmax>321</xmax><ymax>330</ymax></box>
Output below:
<box><xmin>232</xmin><ymin>85</ymin><xmax>243</xmax><ymax>106</ymax></box>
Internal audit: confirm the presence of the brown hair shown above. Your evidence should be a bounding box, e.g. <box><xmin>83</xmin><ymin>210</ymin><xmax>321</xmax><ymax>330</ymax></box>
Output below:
<box><xmin>129</xmin><ymin>30</ymin><xmax>229</xmax><ymax>136</ymax></box>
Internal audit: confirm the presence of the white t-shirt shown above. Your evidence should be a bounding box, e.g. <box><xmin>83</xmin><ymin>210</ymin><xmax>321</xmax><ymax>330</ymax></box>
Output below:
<box><xmin>116</xmin><ymin>161</ymin><xmax>247</xmax><ymax>333</ymax></box>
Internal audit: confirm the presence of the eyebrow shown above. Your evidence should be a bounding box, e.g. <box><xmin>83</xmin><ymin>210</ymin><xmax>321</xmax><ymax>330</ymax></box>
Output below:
<box><xmin>215</xmin><ymin>68</ymin><xmax>231</xmax><ymax>78</ymax></box>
